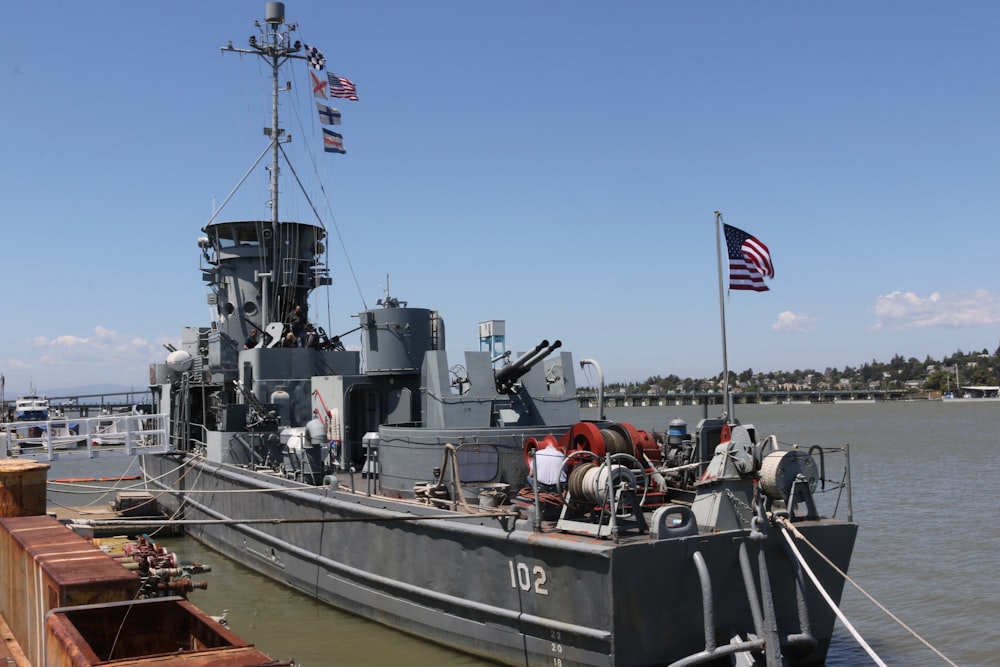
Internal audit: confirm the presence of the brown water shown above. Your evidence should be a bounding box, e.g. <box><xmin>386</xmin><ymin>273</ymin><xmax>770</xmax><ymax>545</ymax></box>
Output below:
<box><xmin>48</xmin><ymin>401</ymin><xmax>1000</xmax><ymax>666</ymax></box>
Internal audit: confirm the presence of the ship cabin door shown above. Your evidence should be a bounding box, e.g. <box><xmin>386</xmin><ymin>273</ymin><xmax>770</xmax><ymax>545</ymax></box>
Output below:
<box><xmin>342</xmin><ymin>385</ymin><xmax>381</xmax><ymax>469</ymax></box>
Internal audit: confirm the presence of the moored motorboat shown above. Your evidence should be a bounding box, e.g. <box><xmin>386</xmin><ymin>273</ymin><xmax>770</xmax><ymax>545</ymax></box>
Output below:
<box><xmin>4</xmin><ymin>391</ymin><xmax>82</xmax><ymax>450</ymax></box>
<box><xmin>141</xmin><ymin>4</ymin><xmax>858</xmax><ymax>665</ymax></box>
<box><xmin>14</xmin><ymin>389</ymin><xmax>49</xmax><ymax>421</ymax></box>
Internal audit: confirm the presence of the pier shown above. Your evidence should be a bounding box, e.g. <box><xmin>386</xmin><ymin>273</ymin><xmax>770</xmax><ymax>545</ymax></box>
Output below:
<box><xmin>2</xmin><ymin>390</ymin><xmax>153</xmax><ymax>422</ymax></box>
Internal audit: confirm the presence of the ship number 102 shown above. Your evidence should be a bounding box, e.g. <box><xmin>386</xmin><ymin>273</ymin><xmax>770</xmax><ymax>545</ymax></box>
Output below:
<box><xmin>508</xmin><ymin>560</ymin><xmax>549</xmax><ymax>595</ymax></box>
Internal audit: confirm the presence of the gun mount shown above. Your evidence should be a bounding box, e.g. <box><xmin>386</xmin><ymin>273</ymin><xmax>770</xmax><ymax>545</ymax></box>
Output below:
<box><xmin>495</xmin><ymin>339</ymin><xmax>562</xmax><ymax>393</ymax></box>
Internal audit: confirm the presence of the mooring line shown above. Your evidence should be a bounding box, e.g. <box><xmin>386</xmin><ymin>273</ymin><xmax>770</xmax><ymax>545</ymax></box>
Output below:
<box><xmin>778</xmin><ymin>518</ymin><xmax>958</xmax><ymax>667</ymax></box>
<box><xmin>776</xmin><ymin>521</ymin><xmax>886</xmax><ymax>666</ymax></box>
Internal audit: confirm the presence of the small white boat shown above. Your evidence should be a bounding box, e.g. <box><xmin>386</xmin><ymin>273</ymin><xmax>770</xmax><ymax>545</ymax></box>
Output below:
<box><xmin>89</xmin><ymin>408</ymin><xmax>137</xmax><ymax>446</ymax></box>
<box><xmin>14</xmin><ymin>389</ymin><xmax>49</xmax><ymax>421</ymax></box>
<box><xmin>3</xmin><ymin>420</ymin><xmax>83</xmax><ymax>450</ymax></box>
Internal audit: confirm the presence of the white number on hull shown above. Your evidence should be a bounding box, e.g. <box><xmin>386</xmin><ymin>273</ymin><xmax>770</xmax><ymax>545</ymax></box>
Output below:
<box><xmin>507</xmin><ymin>560</ymin><xmax>549</xmax><ymax>595</ymax></box>
<box><xmin>549</xmin><ymin>631</ymin><xmax>565</xmax><ymax>666</ymax></box>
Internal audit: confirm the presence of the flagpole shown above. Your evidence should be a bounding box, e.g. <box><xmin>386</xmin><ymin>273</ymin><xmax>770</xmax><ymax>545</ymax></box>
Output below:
<box><xmin>714</xmin><ymin>211</ymin><xmax>730</xmax><ymax>422</ymax></box>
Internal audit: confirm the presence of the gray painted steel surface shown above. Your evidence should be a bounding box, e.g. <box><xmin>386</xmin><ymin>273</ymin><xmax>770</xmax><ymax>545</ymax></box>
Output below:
<box><xmin>141</xmin><ymin>5</ymin><xmax>859</xmax><ymax>665</ymax></box>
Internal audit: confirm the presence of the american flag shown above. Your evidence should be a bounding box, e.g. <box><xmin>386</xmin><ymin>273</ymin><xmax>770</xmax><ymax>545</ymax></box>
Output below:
<box><xmin>303</xmin><ymin>44</ymin><xmax>326</xmax><ymax>70</ymax></box>
<box><xmin>328</xmin><ymin>73</ymin><xmax>359</xmax><ymax>101</ymax></box>
<box><xmin>724</xmin><ymin>223</ymin><xmax>774</xmax><ymax>291</ymax></box>
<box><xmin>323</xmin><ymin>128</ymin><xmax>346</xmax><ymax>154</ymax></box>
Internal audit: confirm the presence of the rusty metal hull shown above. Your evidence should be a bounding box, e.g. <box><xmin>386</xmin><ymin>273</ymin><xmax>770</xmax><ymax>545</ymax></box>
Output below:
<box><xmin>0</xmin><ymin>460</ymin><xmax>50</xmax><ymax>517</ymax></box>
<box><xmin>45</xmin><ymin>597</ymin><xmax>286</xmax><ymax>666</ymax></box>
<box><xmin>0</xmin><ymin>516</ymin><xmax>140</xmax><ymax>666</ymax></box>
<box><xmin>0</xmin><ymin>514</ymin><xmax>291</xmax><ymax>667</ymax></box>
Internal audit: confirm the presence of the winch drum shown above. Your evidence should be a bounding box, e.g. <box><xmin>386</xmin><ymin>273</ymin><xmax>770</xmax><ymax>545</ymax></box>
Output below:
<box><xmin>759</xmin><ymin>449</ymin><xmax>818</xmax><ymax>500</ymax></box>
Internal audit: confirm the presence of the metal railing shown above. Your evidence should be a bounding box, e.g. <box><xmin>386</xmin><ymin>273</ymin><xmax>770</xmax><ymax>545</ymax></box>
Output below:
<box><xmin>1</xmin><ymin>412</ymin><xmax>174</xmax><ymax>461</ymax></box>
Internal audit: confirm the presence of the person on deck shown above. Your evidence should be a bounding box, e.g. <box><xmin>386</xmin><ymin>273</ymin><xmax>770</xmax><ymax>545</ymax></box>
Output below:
<box><xmin>527</xmin><ymin>436</ymin><xmax>566</xmax><ymax>525</ymax></box>
<box><xmin>244</xmin><ymin>329</ymin><xmax>259</xmax><ymax>349</ymax></box>
<box><xmin>527</xmin><ymin>437</ymin><xmax>566</xmax><ymax>493</ymax></box>
<box><xmin>288</xmin><ymin>305</ymin><xmax>307</xmax><ymax>346</ymax></box>
<box><xmin>303</xmin><ymin>323</ymin><xmax>319</xmax><ymax>349</ymax></box>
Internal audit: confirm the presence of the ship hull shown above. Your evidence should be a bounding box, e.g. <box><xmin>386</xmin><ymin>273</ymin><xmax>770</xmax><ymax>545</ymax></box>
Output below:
<box><xmin>144</xmin><ymin>452</ymin><xmax>856</xmax><ymax>667</ymax></box>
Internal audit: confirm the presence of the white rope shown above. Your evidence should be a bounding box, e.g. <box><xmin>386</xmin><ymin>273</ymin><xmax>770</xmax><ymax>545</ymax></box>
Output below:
<box><xmin>658</xmin><ymin>460</ymin><xmax>706</xmax><ymax>474</ymax></box>
<box><xmin>777</xmin><ymin>522</ymin><xmax>888</xmax><ymax>667</ymax></box>
<box><xmin>779</xmin><ymin>518</ymin><xmax>959</xmax><ymax>667</ymax></box>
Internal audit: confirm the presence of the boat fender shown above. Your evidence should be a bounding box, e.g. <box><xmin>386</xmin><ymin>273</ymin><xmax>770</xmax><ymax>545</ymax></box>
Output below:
<box><xmin>649</xmin><ymin>505</ymin><xmax>699</xmax><ymax>540</ymax></box>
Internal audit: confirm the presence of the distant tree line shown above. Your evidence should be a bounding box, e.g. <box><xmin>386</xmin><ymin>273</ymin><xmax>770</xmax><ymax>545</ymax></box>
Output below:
<box><xmin>590</xmin><ymin>344</ymin><xmax>1000</xmax><ymax>396</ymax></box>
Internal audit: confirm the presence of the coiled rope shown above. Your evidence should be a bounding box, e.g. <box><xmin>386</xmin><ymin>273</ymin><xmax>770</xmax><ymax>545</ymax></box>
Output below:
<box><xmin>515</xmin><ymin>487</ymin><xmax>563</xmax><ymax>509</ymax></box>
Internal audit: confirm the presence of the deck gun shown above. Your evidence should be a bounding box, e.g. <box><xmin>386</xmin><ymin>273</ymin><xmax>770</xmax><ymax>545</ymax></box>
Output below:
<box><xmin>233</xmin><ymin>380</ymin><xmax>280</xmax><ymax>429</ymax></box>
<box><xmin>494</xmin><ymin>339</ymin><xmax>562</xmax><ymax>393</ymax></box>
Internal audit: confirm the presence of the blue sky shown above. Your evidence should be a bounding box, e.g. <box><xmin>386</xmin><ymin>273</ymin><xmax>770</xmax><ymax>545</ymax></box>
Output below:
<box><xmin>3</xmin><ymin>1</ymin><xmax>998</xmax><ymax>395</ymax></box>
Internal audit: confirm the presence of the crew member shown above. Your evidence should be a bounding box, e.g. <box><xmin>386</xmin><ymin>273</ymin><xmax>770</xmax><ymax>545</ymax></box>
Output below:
<box><xmin>528</xmin><ymin>437</ymin><xmax>566</xmax><ymax>493</ymax></box>
<box><xmin>303</xmin><ymin>323</ymin><xmax>319</xmax><ymax>349</ymax></box>
<box><xmin>288</xmin><ymin>305</ymin><xmax>307</xmax><ymax>345</ymax></box>
<box><xmin>528</xmin><ymin>436</ymin><xmax>566</xmax><ymax>525</ymax></box>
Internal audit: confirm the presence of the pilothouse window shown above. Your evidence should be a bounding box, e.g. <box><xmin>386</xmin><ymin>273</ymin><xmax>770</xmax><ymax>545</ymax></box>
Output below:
<box><xmin>216</xmin><ymin>223</ymin><xmax>262</xmax><ymax>249</ymax></box>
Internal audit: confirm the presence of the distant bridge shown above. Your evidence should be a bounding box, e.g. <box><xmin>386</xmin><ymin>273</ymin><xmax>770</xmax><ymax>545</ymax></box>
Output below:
<box><xmin>578</xmin><ymin>388</ymin><xmax>917</xmax><ymax>408</ymax></box>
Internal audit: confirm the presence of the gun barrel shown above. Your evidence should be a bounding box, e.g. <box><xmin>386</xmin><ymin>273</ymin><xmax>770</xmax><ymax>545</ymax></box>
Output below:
<box><xmin>510</xmin><ymin>340</ymin><xmax>549</xmax><ymax>371</ymax></box>
<box><xmin>522</xmin><ymin>340</ymin><xmax>561</xmax><ymax>371</ymax></box>
<box><xmin>495</xmin><ymin>339</ymin><xmax>562</xmax><ymax>391</ymax></box>
<box><xmin>495</xmin><ymin>340</ymin><xmax>547</xmax><ymax>385</ymax></box>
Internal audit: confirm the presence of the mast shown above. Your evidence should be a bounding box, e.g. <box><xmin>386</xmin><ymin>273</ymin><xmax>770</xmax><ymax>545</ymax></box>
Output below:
<box><xmin>204</xmin><ymin>2</ymin><xmax>331</xmax><ymax>348</ymax></box>
<box><xmin>715</xmin><ymin>211</ymin><xmax>731</xmax><ymax>421</ymax></box>
<box><xmin>221</xmin><ymin>2</ymin><xmax>303</xmax><ymax>329</ymax></box>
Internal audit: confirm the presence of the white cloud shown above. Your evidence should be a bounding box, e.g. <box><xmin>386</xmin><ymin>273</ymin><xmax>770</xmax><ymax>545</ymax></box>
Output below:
<box><xmin>94</xmin><ymin>326</ymin><xmax>119</xmax><ymax>341</ymax></box>
<box><xmin>772</xmin><ymin>310</ymin><xmax>818</xmax><ymax>333</ymax></box>
<box><xmin>51</xmin><ymin>335</ymin><xmax>89</xmax><ymax>347</ymax></box>
<box><xmin>873</xmin><ymin>290</ymin><xmax>1000</xmax><ymax>329</ymax></box>
<box><xmin>9</xmin><ymin>325</ymin><xmax>159</xmax><ymax>391</ymax></box>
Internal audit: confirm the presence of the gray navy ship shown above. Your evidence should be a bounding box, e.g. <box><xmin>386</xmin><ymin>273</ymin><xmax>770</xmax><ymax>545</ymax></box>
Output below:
<box><xmin>143</xmin><ymin>4</ymin><xmax>858</xmax><ymax>665</ymax></box>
